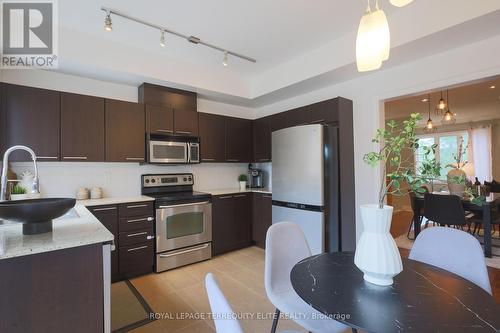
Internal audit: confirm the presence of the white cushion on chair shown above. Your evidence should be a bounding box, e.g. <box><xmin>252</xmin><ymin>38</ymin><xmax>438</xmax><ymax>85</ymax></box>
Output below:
<box><xmin>409</xmin><ymin>227</ymin><xmax>492</xmax><ymax>294</ymax></box>
<box><xmin>265</xmin><ymin>222</ymin><xmax>348</xmax><ymax>333</ymax></box>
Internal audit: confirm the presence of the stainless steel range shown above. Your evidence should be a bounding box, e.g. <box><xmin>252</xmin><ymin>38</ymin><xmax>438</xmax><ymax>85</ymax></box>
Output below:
<box><xmin>141</xmin><ymin>173</ymin><xmax>212</xmax><ymax>273</ymax></box>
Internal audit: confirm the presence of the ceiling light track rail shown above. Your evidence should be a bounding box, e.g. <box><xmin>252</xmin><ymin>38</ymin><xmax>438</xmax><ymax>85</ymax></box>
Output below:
<box><xmin>101</xmin><ymin>6</ymin><xmax>257</xmax><ymax>64</ymax></box>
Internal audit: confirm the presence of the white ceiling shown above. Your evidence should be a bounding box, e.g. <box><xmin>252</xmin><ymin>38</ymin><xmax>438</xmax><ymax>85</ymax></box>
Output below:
<box><xmin>51</xmin><ymin>1</ymin><xmax>500</xmax><ymax>105</ymax></box>
<box><xmin>385</xmin><ymin>77</ymin><xmax>500</xmax><ymax>124</ymax></box>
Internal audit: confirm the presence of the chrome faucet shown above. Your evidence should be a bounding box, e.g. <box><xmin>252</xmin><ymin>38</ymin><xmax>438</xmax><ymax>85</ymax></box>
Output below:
<box><xmin>1</xmin><ymin>146</ymin><xmax>40</xmax><ymax>201</ymax></box>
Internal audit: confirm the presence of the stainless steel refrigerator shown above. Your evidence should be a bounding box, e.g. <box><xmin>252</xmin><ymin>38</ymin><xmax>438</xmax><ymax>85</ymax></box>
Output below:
<box><xmin>272</xmin><ymin>124</ymin><xmax>340</xmax><ymax>255</ymax></box>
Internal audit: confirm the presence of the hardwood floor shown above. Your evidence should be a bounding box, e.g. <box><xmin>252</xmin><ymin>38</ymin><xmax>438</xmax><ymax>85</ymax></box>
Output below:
<box><xmin>392</xmin><ymin>210</ymin><xmax>500</xmax><ymax>303</ymax></box>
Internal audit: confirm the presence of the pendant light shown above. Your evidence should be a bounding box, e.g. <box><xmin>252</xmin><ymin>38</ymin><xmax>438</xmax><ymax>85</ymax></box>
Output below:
<box><xmin>104</xmin><ymin>10</ymin><xmax>113</xmax><ymax>31</ymax></box>
<box><xmin>356</xmin><ymin>0</ymin><xmax>390</xmax><ymax>72</ymax></box>
<box><xmin>441</xmin><ymin>90</ymin><xmax>456</xmax><ymax>125</ymax></box>
<box><xmin>389</xmin><ymin>0</ymin><xmax>414</xmax><ymax>7</ymax></box>
<box><xmin>424</xmin><ymin>94</ymin><xmax>436</xmax><ymax>133</ymax></box>
<box><xmin>437</xmin><ymin>91</ymin><xmax>446</xmax><ymax>112</ymax></box>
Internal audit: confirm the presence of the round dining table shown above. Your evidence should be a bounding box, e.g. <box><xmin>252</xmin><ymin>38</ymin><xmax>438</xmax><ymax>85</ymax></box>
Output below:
<box><xmin>290</xmin><ymin>252</ymin><xmax>500</xmax><ymax>333</ymax></box>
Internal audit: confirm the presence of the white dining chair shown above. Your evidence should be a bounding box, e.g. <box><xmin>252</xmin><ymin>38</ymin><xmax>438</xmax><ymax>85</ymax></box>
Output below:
<box><xmin>205</xmin><ymin>273</ymin><xmax>300</xmax><ymax>333</ymax></box>
<box><xmin>265</xmin><ymin>222</ymin><xmax>349</xmax><ymax>333</ymax></box>
<box><xmin>409</xmin><ymin>226</ymin><xmax>492</xmax><ymax>294</ymax></box>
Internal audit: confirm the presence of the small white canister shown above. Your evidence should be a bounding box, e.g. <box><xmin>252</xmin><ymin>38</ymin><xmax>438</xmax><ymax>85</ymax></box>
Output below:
<box><xmin>90</xmin><ymin>187</ymin><xmax>103</xmax><ymax>199</ymax></box>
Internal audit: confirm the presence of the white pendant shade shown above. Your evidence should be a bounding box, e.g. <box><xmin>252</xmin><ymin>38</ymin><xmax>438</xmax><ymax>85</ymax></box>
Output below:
<box><xmin>356</xmin><ymin>8</ymin><xmax>391</xmax><ymax>72</ymax></box>
<box><xmin>389</xmin><ymin>0</ymin><xmax>413</xmax><ymax>7</ymax></box>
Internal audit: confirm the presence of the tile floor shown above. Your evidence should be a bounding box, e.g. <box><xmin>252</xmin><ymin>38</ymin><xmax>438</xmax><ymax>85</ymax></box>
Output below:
<box><xmin>129</xmin><ymin>246</ymin><xmax>313</xmax><ymax>333</ymax></box>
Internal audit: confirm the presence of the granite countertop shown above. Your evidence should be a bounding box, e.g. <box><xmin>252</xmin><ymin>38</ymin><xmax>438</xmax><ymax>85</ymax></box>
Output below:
<box><xmin>77</xmin><ymin>195</ymin><xmax>155</xmax><ymax>207</ymax></box>
<box><xmin>0</xmin><ymin>204</ymin><xmax>114</xmax><ymax>260</ymax></box>
<box><xmin>203</xmin><ymin>188</ymin><xmax>272</xmax><ymax>196</ymax></box>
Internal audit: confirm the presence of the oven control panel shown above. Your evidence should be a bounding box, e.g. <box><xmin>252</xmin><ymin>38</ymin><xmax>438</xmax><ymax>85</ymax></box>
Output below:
<box><xmin>142</xmin><ymin>174</ymin><xmax>193</xmax><ymax>187</ymax></box>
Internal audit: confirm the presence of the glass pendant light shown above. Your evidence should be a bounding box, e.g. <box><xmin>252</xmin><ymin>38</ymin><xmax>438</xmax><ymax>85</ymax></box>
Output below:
<box><xmin>424</xmin><ymin>94</ymin><xmax>436</xmax><ymax>133</ymax></box>
<box><xmin>437</xmin><ymin>91</ymin><xmax>446</xmax><ymax>112</ymax></box>
<box><xmin>441</xmin><ymin>90</ymin><xmax>456</xmax><ymax>125</ymax></box>
<box><xmin>389</xmin><ymin>0</ymin><xmax>413</xmax><ymax>7</ymax></box>
<box><xmin>356</xmin><ymin>0</ymin><xmax>390</xmax><ymax>72</ymax></box>
<box><xmin>104</xmin><ymin>11</ymin><xmax>113</xmax><ymax>31</ymax></box>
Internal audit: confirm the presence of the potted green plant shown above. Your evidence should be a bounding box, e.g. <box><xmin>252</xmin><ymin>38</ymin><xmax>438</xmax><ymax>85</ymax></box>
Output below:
<box><xmin>10</xmin><ymin>184</ymin><xmax>28</xmax><ymax>201</ymax></box>
<box><xmin>238</xmin><ymin>174</ymin><xmax>248</xmax><ymax>191</ymax></box>
<box><xmin>355</xmin><ymin>113</ymin><xmax>440</xmax><ymax>286</ymax></box>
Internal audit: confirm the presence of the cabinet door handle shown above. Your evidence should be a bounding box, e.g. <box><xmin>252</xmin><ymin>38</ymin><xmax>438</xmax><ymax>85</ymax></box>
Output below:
<box><xmin>218</xmin><ymin>195</ymin><xmax>233</xmax><ymax>199</ymax></box>
<box><xmin>63</xmin><ymin>156</ymin><xmax>88</xmax><ymax>160</ymax></box>
<box><xmin>234</xmin><ymin>194</ymin><xmax>247</xmax><ymax>198</ymax></box>
<box><xmin>156</xmin><ymin>129</ymin><xmax>173</xmax><ymax>133</ymax></box>
<box><xmin>226</xmin><ymin>159</ymin><xmax>239</xmax><ymax>162</ymax></box>
<box><xmin>125</xmin><ymin>157</ymin><xmax>144</xmax><ymax>161</ymax></box>
<box><xmin>146</xmin><ymin>235</ymin><xmax>155</xmax><ymax>240</ymax></box>
<box><xmin>93</xmin><ymin>207</ymin><xmax>117</xmax><ymax>212</ymax></box>
<box><xmin>37</xmin><ymin>156</ymin><xmax>58</xmax><ymax>160</ymax></box>
<box><xmin>127</xmin><ymin>231</ymin><xmax>148</xmax><ymax>237</ymax></box>
<box><xmin>127</xmin><ymin>245</ymin><xmax>148</xmax><ymax>252</ymax></box>
<box><xmin>176</xmin><ymin>131</ymin><xmax>191</xmax><ymax>135</ymax></box>
<box><xmin>126</xmin><ymin>217</ymin><xmax>153</xmax><ymax>223</ymax></box>
<box><xmin>126</xmin><ymin>204</ymin><xmax>148</xmax><ymax>209</ymax></box>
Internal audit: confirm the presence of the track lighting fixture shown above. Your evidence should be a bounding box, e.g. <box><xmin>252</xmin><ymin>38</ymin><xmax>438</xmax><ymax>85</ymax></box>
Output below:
<box><xmin>100</xmin><ymin>6</ymin><xmax>256</xmax><ymax>65</ymax></box>
<box><xmin>104</xmin><ymin>11</ymin><xmax>112</xmax><ymax>31</ymax></box>
<box><xmin>160</xmin><ymin>30</ymin><xmax>166</xmax><ymax>47</ymax></box>
<box><xmin>223</xmin><ymin>52</ymin><xmax>229</xmax><ymax>67</ymax></box>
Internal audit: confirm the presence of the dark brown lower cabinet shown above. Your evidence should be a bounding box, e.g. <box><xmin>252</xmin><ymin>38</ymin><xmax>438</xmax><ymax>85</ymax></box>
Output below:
<box><xmin>0</xmin><ymin>244</ymin><xmax>104</xmax><ymax>333</ymax></box>
<box><xmin>252</xmin><ymin>193</ymin><xmax>272</xmax><ymax>248</ymax></box>
<box><xmin>89</xmin><ymin>202</ymin><xmax>154</xmax><ymax>281</ymax></box>
<box><xmin>212</xmin><ymin>193</ymin><xmax>253</xmax><ymax>256</ymax></box>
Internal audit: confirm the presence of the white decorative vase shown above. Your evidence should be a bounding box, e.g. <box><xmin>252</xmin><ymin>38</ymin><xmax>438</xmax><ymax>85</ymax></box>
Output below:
<box><xmin>239</xmin><ymin>181</ymin><xmax>247</xmax><ymax>191</ymax></box>
<box><xmin>354</xmin><ymin>204</ymin><xmax>403</xmax><ymax>286</ymax></box>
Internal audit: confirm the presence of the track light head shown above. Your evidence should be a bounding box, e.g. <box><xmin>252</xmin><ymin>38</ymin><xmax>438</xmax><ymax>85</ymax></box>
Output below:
<box><xmin>104</xmin><ymin>11</ymin><xmax>112</xmax><ymax>31</ymax></box>
<box><xmin>222</xmin><ymin>51</ymin><xmax>229</xmax><ymax>67</ymax></box>
<box><xmin>160</xmin><ymin>30</ymin><xmax>166</xmax><ymax>47</ymax></box>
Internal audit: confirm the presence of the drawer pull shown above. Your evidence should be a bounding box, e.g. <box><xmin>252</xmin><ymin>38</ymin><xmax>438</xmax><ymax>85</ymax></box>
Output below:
<box><xmin>125</xmin><ymin>157</ymin><xmax>144</xmax><ymax>161</ymax></box>
<box><xmin>159</xmin><ymin>244</ymin><xmax>209</xmax><ymax>258</ymax></box>
<box><xmin>234</xmin><ymin>194</ymin><xmax>247</xmax><ymax>198</ymax></box>
<box><xmin>176</xmin><ymin>131</ymin><xmax>191</xmax><ymax>135</ymax></box>
<box><xmin>93</xmin><ymin>207</ymin><xmax>117</xmax><ymax>212</ymax></box>
<box><xmin>156</xmin><ymin>129</ymin><xmax>173</xmax><ymax>133</ymax></box>
<box><xmin>218</xmin><ymin>195</ymin><xmax>233</xmax><ymax>199</ymax></box>
<box><xmin>126</xmin><ymin>204</ymin><xmax>148</xmax><ymax>209</ymax></box>
<box><xmin>37</xmin><ymin>156</ymin><xmax>59</xmax><ymax>160</ymax></box>
<box><xmin>126</xmin><ymin>217</ymin><xmax>153</xmax><ymax>223</ymax></box>
<box><xmin>127</xmin><ymin>245</ymin><xmax>148</xmax><ymax>252</ymax></box>
<box><xmin>127</xmin><ymin>231</ymin><xmax>147</xmax><ymax>237</ymax></box>
<box><xmin>147</xmin><ymin>235</ymin><xmax>154</xmax><ymax>240</ymax></box>
<box><xmin>63</xmin><ymin>156</ymin><xmax>88</xmax><ymax>160</ymax></box>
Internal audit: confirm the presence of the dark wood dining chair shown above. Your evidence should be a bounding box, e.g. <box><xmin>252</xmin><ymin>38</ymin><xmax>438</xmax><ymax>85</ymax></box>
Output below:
<box><xmin>407</xmin><ymin>187</ymin><xmax>429</xmax><ymax>240</ymax></box>
<box><xmin>423</xmin><ymin>193</ymin><xmax>468</xmax><ymax>229</ymax></box>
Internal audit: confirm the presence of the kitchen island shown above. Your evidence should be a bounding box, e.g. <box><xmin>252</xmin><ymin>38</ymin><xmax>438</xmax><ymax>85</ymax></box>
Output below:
<box><xmin>0</xmin><ymin>203</ymin><xmax>114</xmax><ymax>333</ymax></box>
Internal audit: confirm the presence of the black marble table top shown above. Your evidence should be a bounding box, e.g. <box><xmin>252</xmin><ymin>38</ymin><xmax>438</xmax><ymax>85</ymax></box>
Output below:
<box><xmin>291</xmin><ymin>252</ymin><xmax>500</xmax><ymax>333</ymax></box>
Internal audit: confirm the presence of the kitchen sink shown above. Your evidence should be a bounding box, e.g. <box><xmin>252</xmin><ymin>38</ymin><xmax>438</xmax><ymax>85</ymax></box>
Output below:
<box><xmin>0</xmin><ymin>198</ymin><xmax>76</xmax><ymax>235</ymax></box>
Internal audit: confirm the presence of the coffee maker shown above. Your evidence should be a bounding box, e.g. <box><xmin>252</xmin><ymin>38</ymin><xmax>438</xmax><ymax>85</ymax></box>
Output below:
<box><xmin>248</xmin><ymin>164</ymin><xmax>264</xmax><ymax>188</ymax></box>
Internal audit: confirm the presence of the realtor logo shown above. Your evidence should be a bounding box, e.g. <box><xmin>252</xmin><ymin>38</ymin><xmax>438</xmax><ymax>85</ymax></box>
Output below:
<box><xmin>1</xmin><ymin>0</ymin><xmax>58</xmax><ymax>68</ymax></box>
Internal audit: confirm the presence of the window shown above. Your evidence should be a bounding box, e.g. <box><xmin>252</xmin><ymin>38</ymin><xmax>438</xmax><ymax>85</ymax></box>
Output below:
<box><xmin>415</xmin><ymin>131</ymin><xmax>469</xmax><ymax>180</ymax></box>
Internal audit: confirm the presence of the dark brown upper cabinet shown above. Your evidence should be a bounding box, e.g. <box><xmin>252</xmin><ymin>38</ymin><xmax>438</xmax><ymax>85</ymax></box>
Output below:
<box><xmin>309</xmin><ymin>99</ymin><xmax>339</xmax><ymax>124</ymax></box>
<box><xmin>174</xmin><ymin>109</ymin><xmax>198</xmax><ymax>136</ymax></box>
<box><xmin>252</xmin><ymin>116</ymin><xmax>271</xmax><ymax>162</ymax></box>
<box><xmin>270</xmin><ymin>111</ymin><xmax>288</xmax><ymax>132</ymax></box>
<box><xmin>138</xmin><ymin>83</ymin><xmax>197</xmax><ymax>112</ymax></box>
<box><xmin>3</xmin><ymin>84</ymin><xmax>60</xmax><ymax>161</ymax></box>
<box><xmin>145</xmin><ymin>104</ymin><xmax>174</xmax><ymax>135</ymax></box>
<box><xmin>105</xmin><ymin>99</ymin><xmax>145</xmax><ymax>162</ymax></box>
<box><xmin>288</xmin><ymin>106</ymin><xmax>311</xmax><ymax>127</ymax></box>
<box><xmin>60</xmin><ymin>92</ymin><xmax>105</xmax><ymax>162</ymax></box>
<box><xmin>0</xmin><ymin>82</ymin><xmax>5</xmax><ymax>154</ymax></box>
<box><xmin>225</xmin><ymin>117</ymin><xmax>252</xmax><ymax>163</ymax></box>
<box><xmin>198</xmin><ymin>113</ymin><xmax>225</xmax><ymax>162</ymax></box>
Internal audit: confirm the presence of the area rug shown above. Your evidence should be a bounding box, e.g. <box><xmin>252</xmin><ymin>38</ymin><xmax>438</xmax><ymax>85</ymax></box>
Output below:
<box><xmin>111</xmin><ymin>280</ymin><xmax>155</xmax><ymax>332</ymax></box>
<box><xmin>396</xmin><ymin>226</ymin><xmax>500</xmax><ymax>269</ymax></box>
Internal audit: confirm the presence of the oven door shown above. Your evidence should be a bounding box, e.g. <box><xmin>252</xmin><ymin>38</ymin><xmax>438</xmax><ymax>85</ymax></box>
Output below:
<box><xmin>149</xmin><ymin>140</ymin><xmax>188</xmax><ymax>164</ymax></box>
<box><xmin>156</xmin><ymin>201</ymin><xmax>212</xmax><ymax>253</ymax></box>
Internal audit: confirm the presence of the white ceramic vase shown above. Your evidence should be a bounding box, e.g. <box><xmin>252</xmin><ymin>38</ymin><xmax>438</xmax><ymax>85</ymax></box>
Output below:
<box><xmin>239</xmin><ymin>181</ymin><xmax>247</xmax><ymax>191</ymax></box>
<box><xmin>354</xmin><ymin>204</ymin><xmax>403</xmax><ymax>286</ymax></box>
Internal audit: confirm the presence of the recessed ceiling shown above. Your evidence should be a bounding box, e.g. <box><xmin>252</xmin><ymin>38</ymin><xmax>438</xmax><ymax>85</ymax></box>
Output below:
<box><xmin>385</xmin><ymin>76</ymin><xmax>500</xmax><ymax>124</ymax></box>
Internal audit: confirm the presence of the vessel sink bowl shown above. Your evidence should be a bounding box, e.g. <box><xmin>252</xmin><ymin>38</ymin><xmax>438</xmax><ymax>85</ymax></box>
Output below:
<box><xmin>0</xmin><ymin>198</ymin><xmax>76</xmax><ymax>235</ymax></box>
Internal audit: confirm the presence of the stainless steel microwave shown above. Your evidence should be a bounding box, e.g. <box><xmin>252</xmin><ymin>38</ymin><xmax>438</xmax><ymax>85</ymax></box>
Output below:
<box><xmin>146</xmin><ymin>133</ymin><xmax>200</xmax><ymax>164</ymax></box>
